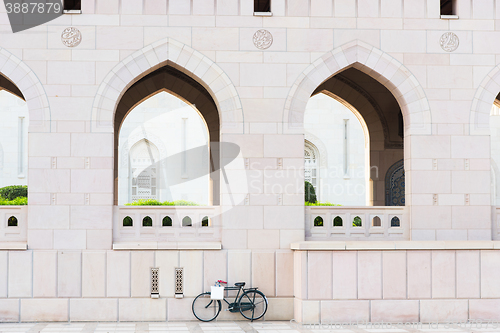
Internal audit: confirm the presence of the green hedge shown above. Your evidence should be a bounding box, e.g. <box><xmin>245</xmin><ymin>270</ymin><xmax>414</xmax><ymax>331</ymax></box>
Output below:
<box><xmin>0</xmin><ymin>185</ymin><xmax>27</xmax><ymax>205</ymax></box>
<box><xmin>305</xmin><ymin>201</ymin><xmax>342</xmax><ymax>206</ymax></box>
<box><xmin>0</xmin><ymin>185</ymin><xmax>27</xmax><ymax>200</ymax></box>
<box><xmin>0</xmin><ymin>196</ymin><xmax>27</xmax><ymax>205</ymax></box>
<box><xmin>125</xmin><ymin>199</ymin><xmax>199</xmax><ymax>206</ymax></box>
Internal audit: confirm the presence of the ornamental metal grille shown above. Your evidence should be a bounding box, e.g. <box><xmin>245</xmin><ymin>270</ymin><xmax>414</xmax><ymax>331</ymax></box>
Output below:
<box><xmin>175</xmin><ymin>267</ymin><xmax>183</xmax><ymax>295</ymax></box>
<box><xmin>151</xmin><ymin>268</ymin><xmax>159</xmax><ymax>295</ymax></box>
<box><xmin>130</xmin><ymin>140</ymin><xmax>158</xmax><ymax>201</ymax></box>
<box><xmin>385</xmin><ymin>159</ymin><xmax>405</xmax><ymax>206</ymax></box>
<box><xmin>132</xmin><ymin>166</ymin><xmax>157</xmax><ymax>201</ymax></box>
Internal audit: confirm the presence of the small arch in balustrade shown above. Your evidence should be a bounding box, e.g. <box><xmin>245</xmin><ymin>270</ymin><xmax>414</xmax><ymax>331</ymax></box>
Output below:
<box><xmin>202</xmin><ymin>216</ymin><xmax>210</xmax><ymax>227</ymax></box>
<box><xmin>391</xmin><ymin>216</ymin><xmax>401</xmax><ymax>227</ymax></box>
<box><xmin>162</xmin><ymin>216</ymin><xmax>172</xmax><ymax>227</ymax></box>
<box><xmin>123</xmin><ymin>216</ymin><xmax>133</xmax><ymax>227</ymax></box>
<box><xmin>372</xmin><ymin>216</ymin><xmax>381</xmax><ymax>227</ymax></box>
<box><xmin>314</xmin><ymin>216</ymin><xmax>323</xmax><ymax>227</ymax></box>
<box><xmin>182</xmin><ymin>216</ymin><xmax>192</xmax><ymax>227</ymax></box>
<box><xmin>352</xmin><ymin>216</ymin><xmax>362</xmax><ymax>227</ymax></box>
<box><xmin>333</xmin><ymin>216</ymin><xmax>343</xmax><ymax>227</ymax></box>
<box><xmin>143</xmin><ymin>216</ymin><xmax>153</xmax><ymax>227</ymax></box>
<box><xmin>7</xmin><ymin>216</ymin><xmax>17</xmax><ymax>227</ymax></box>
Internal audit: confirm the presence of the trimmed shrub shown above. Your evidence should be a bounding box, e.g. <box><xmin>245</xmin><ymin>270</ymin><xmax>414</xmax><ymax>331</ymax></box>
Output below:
<box><xmin>0</xmin><ymin>185</ymin><xmax>27</xmax><ymax>200</ymax></box>
<box><xmin>0</xmin><ymin>197</ymin><xmax>27</xmax><ymax>205</ymax></box>
<box><xmin>125</xmin><ymin>199</ymin><xmax>199</xmax><ymax>206</ymax></box>
<box><xmin>305</xmin><ymin>201</ymin><xmax>342</xmax><ymax>206</ymax></box>
<box><xmin>304</xmin><ymin>181</ymin><xmax>317</xmax><ymax>204</ymax></box>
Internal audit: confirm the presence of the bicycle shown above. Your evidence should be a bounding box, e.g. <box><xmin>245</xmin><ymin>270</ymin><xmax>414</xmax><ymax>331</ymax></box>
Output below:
<box><xmin>192</xmin><ymin>280</ymin><xmax>268</xmax><ymax>322</ymax></box>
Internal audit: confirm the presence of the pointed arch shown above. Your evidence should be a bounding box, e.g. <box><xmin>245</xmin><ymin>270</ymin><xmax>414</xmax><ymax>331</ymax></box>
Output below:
<box><xmin>318</xmin><ymin>92</ymin><xmax>371</xmax><ymax>150</ymax></box>
<box><xmin>120</xmin><ymin>131</ymin><xmax>168</xmax><ymax>172</ymax></box>
<box><xmin>470</xmin><ymin>64</ymin><xmax>500</xmax><ymax>135</ymax></box>
<box><xmin>0</xmin><ymin>48</ymin><xmax>50</xmax><ymax>132</ymax></box>
<box><xmin>91</xmin><ymin>38</ymin><xmax>243</xmax><ymax>134</ymax></box>
<box><xmin>283</xmin><ymin>41</ymin><xmax>431</xmax><ymax>136</ymax></box>
<box><xmin>304</xmin><ymin>132</ymin><xmax>328</xmax><ymax>169</ymax></box>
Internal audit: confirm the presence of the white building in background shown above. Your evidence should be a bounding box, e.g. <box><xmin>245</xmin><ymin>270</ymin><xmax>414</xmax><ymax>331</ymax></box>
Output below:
<box><xmin>0</xmin><ymin>90</ymin><xmax>28</xmax><ymax>188</ymax></box>
<box><xmin>117</xmin><ymin>92</ymin><xmax>209</xmax><ymax>205</ymax></box>
<box><xmin>304</xmin><ymin>93</ymin><xmax>368</xmax><ymax>206</ymax></box>
<box><xmin>2</xmin><ymin>0</ymin><xmax>500</xmax><ymax>325</ymax></box>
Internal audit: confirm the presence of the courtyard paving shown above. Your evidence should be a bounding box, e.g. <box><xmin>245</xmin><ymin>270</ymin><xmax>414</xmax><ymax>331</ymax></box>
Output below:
<box><xmin>0</xmin><ymin>321</ymin><xmax>497</xmax><ymax>333</ymax></box>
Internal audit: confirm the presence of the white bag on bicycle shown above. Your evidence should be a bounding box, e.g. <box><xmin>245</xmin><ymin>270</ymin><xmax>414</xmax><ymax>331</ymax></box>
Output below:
<box><xmin>210</xmin><ymin>286</ymin><xmax>224</xmax><ymax>300</ymax></box>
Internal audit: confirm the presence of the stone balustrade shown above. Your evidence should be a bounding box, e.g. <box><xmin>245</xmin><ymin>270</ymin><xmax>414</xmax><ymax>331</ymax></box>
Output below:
<box><xmin>112</xmin><ymin>206</ymin><xmax>221</xmax><ymax>249</ymax></box>
<box><xmin>0</xmin><ymin>206</ymin><xmax>27</xmax><ymax>249</ymax></box>
<box><xmin>305</xmin><ymin>206</ymin><xmax>408</xmax><ymax>241</ymax></box>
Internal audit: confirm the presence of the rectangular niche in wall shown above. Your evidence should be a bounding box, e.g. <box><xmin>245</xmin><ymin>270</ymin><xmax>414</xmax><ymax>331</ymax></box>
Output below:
<box><xmin>175</xmin><ymin>267</ymin><xmax>184</xmax><ymax>298</ymax></box>
<box><xmin>63</xmin><ymin>0</ymin><xmax>81</xmax><ymax>13</ymax></box>
<box><xmin>440</xmin><ymin>0</ymin><xmax>458</xmax><ymax>19</ymax></box>
<box><xmin>254</xmin><ymin>0</ymin><xmax>272</xmax><ymax>16</ymax></box>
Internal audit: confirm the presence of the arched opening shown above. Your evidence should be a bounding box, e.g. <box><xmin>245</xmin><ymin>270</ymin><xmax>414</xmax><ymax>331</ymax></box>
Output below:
<box><xmin>118</xmin><ymin>91</ymin><xmax>210</xmax><ymax>205</ymax></box>
<box><xmin>114</xmin><ymin>65</ymin><xmax>219</xmax><ymax>206</ymax></box>
<box><xmin>101</xmin><ymin>40</ymin><xmax>243</xmax><ymax>244</ymax></box>
<box><xmin>303</xmin><ymin>67</ymin><xmax>404</xmax><ymax>207</ymax></box>
<box><xmin>289</xmin><ymin>42</ymin><xmax>429</xmax><ymax>240</ymax></box>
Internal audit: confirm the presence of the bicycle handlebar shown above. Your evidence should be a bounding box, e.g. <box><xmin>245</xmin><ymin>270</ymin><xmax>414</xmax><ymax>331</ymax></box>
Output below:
<box><xmin>217</xmin><ymin>280</ymin><xmax>227</xmax><ymax>284</ymax></box>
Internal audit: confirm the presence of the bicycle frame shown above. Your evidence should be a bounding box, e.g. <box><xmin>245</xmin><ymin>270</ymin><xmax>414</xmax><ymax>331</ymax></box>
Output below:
<box><xmin>221</xmin><ymin>285</ymin><xmax>257</xmax><ymax>312</ymax></box>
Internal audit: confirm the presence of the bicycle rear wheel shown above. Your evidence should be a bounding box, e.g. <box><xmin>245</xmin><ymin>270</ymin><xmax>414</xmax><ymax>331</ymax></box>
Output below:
<box><xmin>192</xmin><ymin>292</ymin><xmax>221</xmax><ymax>322</ymax></box>
<box><xmin>238</xmin><ymin>290</ymin><xmax>268</xmax><ymax>321</ymax></box>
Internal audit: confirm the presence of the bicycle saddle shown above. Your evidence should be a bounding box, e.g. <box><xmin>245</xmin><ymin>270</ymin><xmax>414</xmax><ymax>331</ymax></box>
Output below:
<box><xmin>234</xmin><ymin>282</ymin><xmax>245</xmax><ymax>287</ymax></box>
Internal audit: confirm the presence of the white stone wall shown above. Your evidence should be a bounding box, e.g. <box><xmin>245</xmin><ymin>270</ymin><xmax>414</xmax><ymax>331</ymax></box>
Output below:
<box><xmin>0</xmin><ymin>249</ymin><xmax>294</xmax><ymax>321</ymax></box>
<box><xmin>295</xmin><ymin>246</ymin><xmax>500</xmax><ymax>323</ymax></box>
<box><xmin>1</xmin><ymin>0</ymin><xmax>500</xmax><ymax>323</ymax></box>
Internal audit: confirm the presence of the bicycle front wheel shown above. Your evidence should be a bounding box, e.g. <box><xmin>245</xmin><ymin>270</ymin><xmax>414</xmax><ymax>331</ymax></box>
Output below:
<box><xmin>192</xmin><ymin>292</ymin><xmax>221</xmax><ymax>322</ymax></box>
<box><xmin>238</xmin><ymin>290</ymin><xmax>268</xmax><ymax>321</ymax></box>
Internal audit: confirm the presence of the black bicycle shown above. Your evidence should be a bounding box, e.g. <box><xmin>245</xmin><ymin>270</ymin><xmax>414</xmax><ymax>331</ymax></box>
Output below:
<box><xmin>192</xmin><ymin>280</ymin><xmax>268</xmax><ymax>322</ymax></box>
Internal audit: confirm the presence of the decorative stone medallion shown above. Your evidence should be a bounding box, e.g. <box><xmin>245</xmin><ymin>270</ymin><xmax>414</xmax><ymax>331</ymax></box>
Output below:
<box><xmin>253</xmin><ymin>29</ymin><xmax>273</xmax><ymax>50</ymax></box>
<box><xmin>439</xmin><ymin>32</ymin><xmax>459</xmax><ymax>52</ymax></box>
<box><xmin>61</xmin><ymin>27</ymin><xmax>82</xmax><ymax>47</ymax></box>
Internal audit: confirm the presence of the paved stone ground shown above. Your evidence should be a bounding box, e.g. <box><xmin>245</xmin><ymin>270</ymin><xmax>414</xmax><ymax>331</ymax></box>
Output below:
<box><xmin>0</xmin><ymin>321</ymin><xmax>500</xmax><ymax>333</ymax></box>
<box><xmin>0</xmin><ymin>321</ymin><xmax>498</xmax><ymax>333</ymax></box>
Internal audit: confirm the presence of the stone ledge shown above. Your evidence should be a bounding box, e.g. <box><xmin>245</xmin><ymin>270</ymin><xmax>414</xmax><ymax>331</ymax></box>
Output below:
<box><xmin>291</xmin><ymin>240</ymin><xmax>500</xmax><ymax>251</ymax></box>
<box><xmin>0</xmin><ymin>242</ymin><xmax>27</xmax><ymax>250</ymax></box>
<box><xmin>112</xmin><ymin>241</ymin><xmax>222</xmax><ymax>250</ymax></box>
